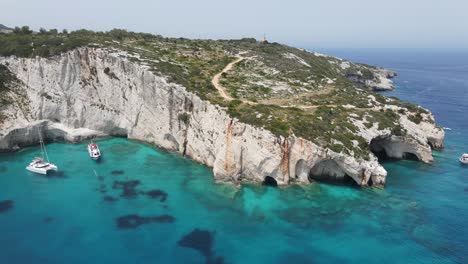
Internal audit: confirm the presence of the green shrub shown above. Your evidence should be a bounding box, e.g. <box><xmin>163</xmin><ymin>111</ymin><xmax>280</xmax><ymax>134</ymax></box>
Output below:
<box><xmin>178</xmin><ymin>113</ymin><xmax>190</xmax><ymax>124</ymax></box>
<box><xmin>408</xmin><ymin>112</ymin><xmax>423</xmax><ymax>124</ymax></box>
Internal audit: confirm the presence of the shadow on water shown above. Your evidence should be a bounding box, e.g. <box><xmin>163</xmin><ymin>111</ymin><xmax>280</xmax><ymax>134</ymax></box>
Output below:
<box><xmin>32</xmin><ymin>170</ymin><xmax>67</xmax><ymax>178</ymax></box>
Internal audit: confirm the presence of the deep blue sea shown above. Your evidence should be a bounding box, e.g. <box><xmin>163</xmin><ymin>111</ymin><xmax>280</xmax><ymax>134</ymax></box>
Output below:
<box><xmin>1</xmin><ymin>49</ymin><xmax>467</xmax><ymax>264</ymax></box>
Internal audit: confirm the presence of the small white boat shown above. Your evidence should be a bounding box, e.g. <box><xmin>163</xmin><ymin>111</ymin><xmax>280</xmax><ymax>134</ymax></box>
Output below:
<box><xmin>460</xmin><ymin>153</ymin><xmax>468</xmax><ymax>165</ymax></box>
<box><xmin>26</xmin><ymin>129</ymin><xmax>58</xmax><ymax>175</ymax></box>
<box><xmin>88</xmin><ymin>142</ymin><xmax>101</xmax><ymax>160</ymax></box>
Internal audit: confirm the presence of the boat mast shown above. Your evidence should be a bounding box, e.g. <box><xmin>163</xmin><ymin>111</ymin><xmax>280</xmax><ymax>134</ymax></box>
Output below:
<box><xmin>38</xmin><ymin>128</ymin><xmax>50</xmax><ymax>163</ymax></box>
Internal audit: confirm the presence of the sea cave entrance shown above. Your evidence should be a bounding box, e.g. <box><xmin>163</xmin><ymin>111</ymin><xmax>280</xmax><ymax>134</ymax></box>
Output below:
<box><xmin>369</xmin><ymin>136</ymin><xmax>421</xmax><ymax>162</ymax></box>
<box><xmin>308</xmin><ymin>159</ymin><xmax>356</xmax><ymax>186</ymax></box>
<box><xmin>263</xmin><ymin>176</ymin><xmax>278</xmax><ymax>187</ymax></box>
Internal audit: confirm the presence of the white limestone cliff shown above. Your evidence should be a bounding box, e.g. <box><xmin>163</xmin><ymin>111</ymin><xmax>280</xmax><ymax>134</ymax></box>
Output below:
<box><xmin>0</xmin><ymin>48</ymin><xmax>443</xmax><ymax>186</ymax></box>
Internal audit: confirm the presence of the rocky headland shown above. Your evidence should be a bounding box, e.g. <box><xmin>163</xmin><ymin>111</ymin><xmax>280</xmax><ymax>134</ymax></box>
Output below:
<box><xmin>0</xmin><ymin>29</ymin><xmax>444</xmax><ymax>187</ymax></box>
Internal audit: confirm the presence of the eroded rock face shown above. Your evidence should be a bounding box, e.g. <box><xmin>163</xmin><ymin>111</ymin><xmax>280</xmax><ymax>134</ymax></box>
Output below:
<box><xmin>0</xmin><ymin>48</ymin><xmax>443</xmax><ymax>187</ymax></box>
<box><xmin>351</xmin><ymin>108</ymin><xmax>445</xmax><ymax>165</ymax></box>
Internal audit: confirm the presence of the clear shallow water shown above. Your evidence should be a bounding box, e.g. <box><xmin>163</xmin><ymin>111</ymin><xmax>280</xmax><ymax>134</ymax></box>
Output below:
<box><xmin>1</xmin><ymin>50</ymin><xmax>467</xmax><ymax>263</ymax></box>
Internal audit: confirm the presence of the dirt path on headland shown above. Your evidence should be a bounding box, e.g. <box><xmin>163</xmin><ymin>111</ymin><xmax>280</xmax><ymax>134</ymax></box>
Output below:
<box><xmin>211</xmin><ymin>57</ymin><xmax>244</xmax><ymax>102</ymax></box>
<box><xmin>211</xmin><ymin>57</ymin><xmax>339</xmax><ymax>110</ymax></box>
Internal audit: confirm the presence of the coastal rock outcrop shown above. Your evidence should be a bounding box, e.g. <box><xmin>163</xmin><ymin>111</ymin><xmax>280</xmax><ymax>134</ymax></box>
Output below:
<box><xmin>0</xmin><ymin>48</ymin><xmax>443</xmax><ymax>186</ymax></box>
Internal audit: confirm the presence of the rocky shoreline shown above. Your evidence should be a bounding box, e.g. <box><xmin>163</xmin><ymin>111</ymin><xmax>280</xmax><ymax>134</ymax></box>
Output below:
<box><xmin>0</xmin><ymin>47</ymin><xmax>444</xmax><ymax>187</ymax></box>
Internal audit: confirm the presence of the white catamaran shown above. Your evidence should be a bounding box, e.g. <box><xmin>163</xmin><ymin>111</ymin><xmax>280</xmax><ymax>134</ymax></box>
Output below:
<box><xmin>26</xmin><ymin>129</ymin><xmax>58</xmax><ymax>175</ymax></box>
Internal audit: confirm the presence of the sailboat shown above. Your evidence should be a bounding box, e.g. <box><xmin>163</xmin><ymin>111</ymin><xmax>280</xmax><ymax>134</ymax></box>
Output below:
<box><xmin>26</xmin><ymin>129</ymin><xmax>58</xmax><ymax>174</ymax></box>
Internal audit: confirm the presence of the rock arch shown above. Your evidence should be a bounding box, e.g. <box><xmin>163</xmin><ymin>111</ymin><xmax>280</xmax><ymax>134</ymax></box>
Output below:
<box><xmin>369</xmin><ymin>135</ymin><xmax>422</xmax><ymax>161</ymax></box>
<box><xmin>309</xmin><ymin>159</ymin><xmax>355</xmax><ymax>185</ymax></box>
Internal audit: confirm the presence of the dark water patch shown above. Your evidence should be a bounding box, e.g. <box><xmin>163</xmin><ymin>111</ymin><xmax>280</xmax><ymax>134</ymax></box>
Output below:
<box><xmin>207</xmin><ymin>256</ymin><xmax>225</xmax><ymax>264</ymax></box>
<box><xmin>0</xmin><ymin>165</ymin><xmax>7</xmax><ymax>173</ymax></box>
<box><xmin>464</xmin><ymin>187</ymin><xmax>468</xmax><ymax>192</ymax></box>
<box><xmin>43</xmin><ymin>217</ymin><xmax>54</xmax><ymax>223</ymax></box>
<box><xmin>112</xmin><ymin>180</ymin><xmax>141</xmax><ymax>198</ymax></box>
<box><xmin>103</xmin><ymin>196</ymin><xmax>118</xmax><ymax>202</ymax></box>
<box><xmin>0</xmin><ymin>200</ymin><xmax>14</xmax><ymax>213</ymax></box>
<box><xmin>178</xmin><ymin>228</ymin><xmax>225</xmax><ymax>263</ymax></box>
<box><xmin>95</xmin><ymin>183</ymin><xmax>107</xmax><ymax>194</ymax></box>
<box><xmin>116</xmin><ymin>214</ymin><xmax>175</xmax><ymax>229</ymax></box>
<box><xmin>98</xmin><ymin>176</ymin><xmax>104</xmax><ymax>181</ymax></box>
<box><xmin>111</xmin><ymin>170</ymin><xmax>124</xmax><ymax>175</ymax></box>
<box><xmin>276</xmin><ymin>252</ymin><xmax>316</xmax><ymax>264</ymax></box>
<box><xmin>143</xmin><ymin>189</ymin><xmax>168</xmax><ymax>202</ymax></box>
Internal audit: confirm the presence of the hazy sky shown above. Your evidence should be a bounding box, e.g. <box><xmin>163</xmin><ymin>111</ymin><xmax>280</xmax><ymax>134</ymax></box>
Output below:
<box><xmin>2</xmin><ymin>0</ymin><xmax>467</xmax><ymax>48</ymax></box>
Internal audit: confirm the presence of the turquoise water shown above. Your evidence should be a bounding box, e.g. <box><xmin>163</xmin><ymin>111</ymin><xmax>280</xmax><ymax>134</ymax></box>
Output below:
<box><xmin>1</xmin><ymin>50</ymin><xmax>467</xmax><ymax>263</ymax></box>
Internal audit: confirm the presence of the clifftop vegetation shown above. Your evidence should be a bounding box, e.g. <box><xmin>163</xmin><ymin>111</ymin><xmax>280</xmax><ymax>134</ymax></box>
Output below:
<box><xmin>0</xmin><ymin>27</ymin><xmax>434</xmax><ymax>160</ymax></box>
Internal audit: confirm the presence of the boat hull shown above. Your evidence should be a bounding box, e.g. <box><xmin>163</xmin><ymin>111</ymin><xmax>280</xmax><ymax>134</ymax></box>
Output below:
<box><xmin>88</xmin><ymin>144</ymin><xmax>101</xmax><ymax>160</ymax></box>
<box><xmin>26</xmin><ymin>165</ymin><xmax>58</xmax><ymax>175</ymax></box>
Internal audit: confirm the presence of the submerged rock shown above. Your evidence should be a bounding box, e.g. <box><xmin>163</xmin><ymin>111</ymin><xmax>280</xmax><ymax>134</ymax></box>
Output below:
<box><xmin>43</xmin><ymin>216</ymin><xmax>54</xmax><ymax>223</ymax></box>
<box><xmin>103</xmin><ymin>195</ymin><xmax>118</xmax><ymax>202</ymax></box>
<box><xmin>111</xmin><ymin>170</ymin><xmax>124</xmax><ymax>175</ymax></box>
<box><xmin>178</xmin><ymin>229</ymin><xmax>214</xmax><ymax>257</ymax></box>
<box><xmin>116</xmin><ymin>214</ymin><xmax>175</xmax><ymax>229</ymax></box>
<box><xmin>0</xmin><ymin>200</ymin><xmax>13</xmax><ymax>213</ymax></box>
<box><xmin>112</xmin><ymin>180</ymin><xmax>141</xmax><ymax>198</ymax></box>
<box><xmin>143</xmin><ymin>189</ymin><xmax>168</xmax><ymax>202</ymax></box>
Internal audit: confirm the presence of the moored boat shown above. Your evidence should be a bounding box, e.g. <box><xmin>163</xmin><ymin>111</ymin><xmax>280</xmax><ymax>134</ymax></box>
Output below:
<box><xmin>460</xmin><ymin>153</ymin><xmax>468</xmax><ymax>165</ymax></box>
<box><xmin>26</xmin><ymin>129</ymin><xmax>58</xmax><ymax>175</ymax></box>
<box><xmin>26</xmin><ymin>157</ymin><xmax>58</xmax><ymax>174</ymax></box>
<box><xmin>88</xmin><ymin>142</ymin><xmax>101</xmax><ymax>160</ymax></box>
